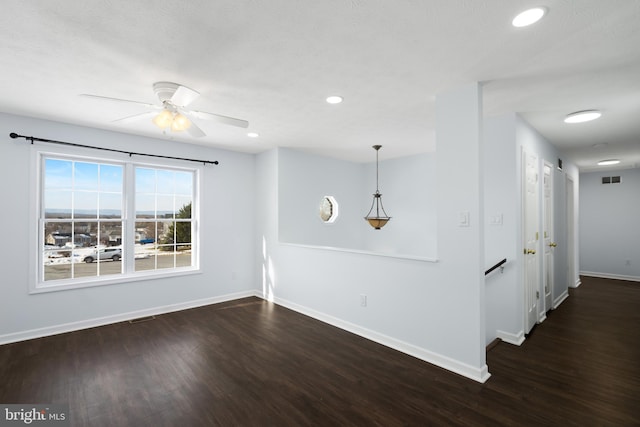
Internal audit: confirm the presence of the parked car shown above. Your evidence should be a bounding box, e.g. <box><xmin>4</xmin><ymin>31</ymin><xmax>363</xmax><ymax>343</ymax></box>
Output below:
<box><xmin>83</xmin><ymin>247</ymin><xmax>122</xmax><ymax>263</ymax></box>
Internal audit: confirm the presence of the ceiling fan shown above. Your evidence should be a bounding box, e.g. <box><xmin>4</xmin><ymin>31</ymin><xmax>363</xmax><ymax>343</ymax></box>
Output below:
<box><xmin>81</xmin><ymin>82</ymin><xmax>249</xmax><ymax>137</ymax></box>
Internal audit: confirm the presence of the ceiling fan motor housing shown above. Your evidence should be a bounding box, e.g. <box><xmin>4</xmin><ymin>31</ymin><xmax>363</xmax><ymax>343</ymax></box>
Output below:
<box><xmin>153</xmin><ymin>82</ymin><xmax>180</xmax><ymax>103</ymax></box>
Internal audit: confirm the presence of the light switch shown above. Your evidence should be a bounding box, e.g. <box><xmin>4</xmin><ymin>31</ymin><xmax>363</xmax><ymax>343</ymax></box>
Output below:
<box><xmin>458</xmin><ymin>211</ymin><xmax>470</xmax><ymax>227</ymax></box>
<box><xmin>490</xmin><ymin>213</ymin><xmax>503</xmax><ymax>226</ymax></box>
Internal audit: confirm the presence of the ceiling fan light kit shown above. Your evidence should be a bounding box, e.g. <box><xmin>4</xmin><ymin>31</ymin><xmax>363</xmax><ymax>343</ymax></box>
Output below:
<box><xmin>152</xmin><ymin>109</ymin><xmax>174</xmax><ymax>129</ymax></box>
<box><xmin>170</xmin><ymin>112</ymin><xmax>191</xmax><ymax>132</ymax></box>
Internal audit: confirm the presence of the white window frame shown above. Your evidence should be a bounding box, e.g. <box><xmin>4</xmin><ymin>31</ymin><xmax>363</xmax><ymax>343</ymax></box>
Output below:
<box><xmin>29</xmin><ymin>145</ymin><xmax>201</xmax><ymax>294</ymax></box>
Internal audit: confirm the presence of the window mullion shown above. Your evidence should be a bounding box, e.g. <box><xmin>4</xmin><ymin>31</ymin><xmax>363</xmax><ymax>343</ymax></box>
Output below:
<box><xmin>124</xmin><ymin>163</ymin><xmax>136</xmax><ymax>274</ymax></box>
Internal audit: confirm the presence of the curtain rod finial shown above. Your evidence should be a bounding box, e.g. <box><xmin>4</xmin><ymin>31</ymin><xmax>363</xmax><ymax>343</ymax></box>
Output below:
<box><xmin>9</xmin><ymin>133</ymin><xmax>19</xmax><ymax>139</ymax></box>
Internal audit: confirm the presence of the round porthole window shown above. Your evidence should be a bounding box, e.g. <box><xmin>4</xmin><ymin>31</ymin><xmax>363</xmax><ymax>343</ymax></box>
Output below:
<box><xmin>319</xmin><ymin>196</ymin><xmax>339</xmax><ymax>223</ymax></box>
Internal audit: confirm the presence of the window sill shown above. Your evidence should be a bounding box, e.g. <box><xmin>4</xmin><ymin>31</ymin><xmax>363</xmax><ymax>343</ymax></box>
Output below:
<box><xmin>29</xmin><ymin>268</ymin><xmax>202</xmax><ymax>294</ymax></box>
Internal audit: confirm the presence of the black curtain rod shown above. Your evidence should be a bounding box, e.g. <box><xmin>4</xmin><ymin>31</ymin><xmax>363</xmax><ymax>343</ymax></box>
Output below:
<box><xmin>9</xmin><ymin>133</ymin><xmax>219</xmax><ymax>165</ymax></box>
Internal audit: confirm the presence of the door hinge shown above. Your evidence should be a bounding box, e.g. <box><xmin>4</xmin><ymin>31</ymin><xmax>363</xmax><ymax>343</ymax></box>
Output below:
<box><xmin>536</xmin><ymin>232</ymin><xmax>539</xmax><ymax>240</ymax></box>
<box><xmin>536</xmin><ymin>291</ymin><xmax>540</xmax><ymax>299</ymax></box>
<box><xmin>545</xmin><ymin>285</ymin><xmax>548</xmax><ymax>293</ymax></box>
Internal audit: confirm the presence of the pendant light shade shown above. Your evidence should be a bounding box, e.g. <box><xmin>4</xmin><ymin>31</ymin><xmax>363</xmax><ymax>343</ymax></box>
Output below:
<box><xmin>364</xmin><ymin>145</ymin><xmax>391</xmax><ymax>229</ymax></box>
<box><xmin>171</xmin><ymin>112</ymin><xmax>192</xmax><ymax>131</ymax></box>
<box><xmin>152</xmin><ymin>109</ymin><xmax>174</xmax><ymax>128</ymax></box>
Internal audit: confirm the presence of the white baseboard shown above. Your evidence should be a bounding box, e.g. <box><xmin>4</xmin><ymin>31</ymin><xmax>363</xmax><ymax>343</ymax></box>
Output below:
<box><xmin>553</xmin><ymin>290</ymin><xmax>569</xmax><ymax>309</ymax></box>
<box><xmin>0</xmin><ymin>290</ymin><xmax>260</xmax><ymax>345</ymax></box>
<box><xmin>570</xmin><ymin>278</ymin><xmax>581</xmax><ymax>288</ymax></box>
<box><xmin>580</xmin><ymin>271</ymin><xmax>640</xmax><ymax>283</ymax></box>
<box><xmin>496</xmin><ymin>329</ymin><xmax>525</xmax><ymax>346</ymax></box>
<box><xmin>272</xmin><ymin>296</ymin><xmax>490</xmax><ymax>383</ymax></box>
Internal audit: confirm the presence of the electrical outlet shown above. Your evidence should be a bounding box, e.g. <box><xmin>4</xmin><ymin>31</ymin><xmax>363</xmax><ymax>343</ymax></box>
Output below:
<box><xmin>360</xmin><ymin>294</ymin><xmax>367</xmax><ymax>307</ymax></box>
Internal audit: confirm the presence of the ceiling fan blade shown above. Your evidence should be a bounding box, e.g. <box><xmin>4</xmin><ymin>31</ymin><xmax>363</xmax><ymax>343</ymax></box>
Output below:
<box><xmin>189</xmin><ymin>110</ymin><xmax>249</xmax><ymax>128</ymax></box>
<box><xmin>187</xmin><ymin>120</ymin><xmax>206</xmax><ymax>138</ymax></box>
<box><xmin>171</xmin><ymin>85</ymin><xmax>200</xmax><ymax>107</ymax></box>
<box><xmin>112</xmin><ymin>111</ymin><xmax>158</xmax><ymax>123</ymax></box>
<box><xmin>80</xmin><ymin>94</ymin><xmax>157</xmax><ymax>109</ymax></box>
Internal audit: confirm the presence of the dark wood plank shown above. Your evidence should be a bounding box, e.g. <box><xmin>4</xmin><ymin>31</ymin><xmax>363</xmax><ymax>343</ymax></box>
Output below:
<box><xmin>1</xmin><ymin>276</ymin><xmax>638</xmax><ymax>426</ymax></box>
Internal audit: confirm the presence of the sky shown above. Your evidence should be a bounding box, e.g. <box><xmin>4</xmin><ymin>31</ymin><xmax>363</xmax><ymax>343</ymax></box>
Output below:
<box><xmin>44</xmin><ymin>158</ymin><xmax>193</xmax><ymax>218</ymax></box>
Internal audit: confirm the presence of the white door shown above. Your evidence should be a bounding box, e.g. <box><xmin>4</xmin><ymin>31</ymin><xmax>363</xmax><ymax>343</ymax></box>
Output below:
<box><xmin>543</xmin><ymin>162</ymin><xmax>555</xmax><ymax>313</ymax></box>
<box><xmin>523</xmin><ymin>149</ymin><xmax>539</xmax><ymax>334</ymax></box>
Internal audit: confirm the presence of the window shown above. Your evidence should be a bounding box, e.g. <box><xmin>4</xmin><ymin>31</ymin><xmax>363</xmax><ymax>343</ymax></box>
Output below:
<box><xmin>37</xmin><ymin>152</ymin><xmax>199</xmax><ymax>292</ymax></box>
<box><xmin>319</xmin><ymin>195</ymin><xmax>339</xmax><ymax>223</ymax></box>
<box><xmin>134</xmin><ymin>167</ymin><xmax>194</xmax><ymax>272</ymax></box>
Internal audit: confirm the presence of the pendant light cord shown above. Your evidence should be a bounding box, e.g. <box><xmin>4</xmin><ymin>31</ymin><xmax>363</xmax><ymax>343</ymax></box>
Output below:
<box><xmin>373</xmin><ymin>144</ymin><xmax>382</xmax><ymax>193</ymax></box>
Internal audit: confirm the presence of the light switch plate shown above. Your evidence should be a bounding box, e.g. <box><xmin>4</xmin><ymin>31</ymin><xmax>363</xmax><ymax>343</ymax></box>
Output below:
<box><xmin>490</xmin><ymin>213</ymin><xmax>503</xmax><ymax>226</ymax></box>
<box><xmin>458</xmin><ymin>211</ymin><xmax>470</xmax><ymax>227</ymax></box>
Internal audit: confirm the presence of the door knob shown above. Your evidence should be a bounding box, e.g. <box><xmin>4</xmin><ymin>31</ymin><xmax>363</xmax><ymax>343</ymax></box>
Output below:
<box><xmin>549</xmin><ymin>242</ymin><xmax>557</xmax><ymax>247</ymax></box>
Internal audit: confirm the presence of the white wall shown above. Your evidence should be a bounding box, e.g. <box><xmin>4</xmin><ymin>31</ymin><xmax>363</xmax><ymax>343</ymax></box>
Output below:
<box><xmin>483</xmin><ymin>114</ymin><xmax>520</xmax><ymax>345</ymax></box>
<box><xmin>278</xmin><ymin>148</ymin><xmax>437</xmax><ymax>258</ymax></box>
<box><xmin>362</xmin><ymin>153</ymin><xmax>437</xmax><ymax>257</ymax></box>
<box><xmin>579</xmin><ymin>168</ymin><xmax>640</xmax><ymax>281</ymax></box>
<box><xmin>0</xmin><ymin>113</ymin><xmax>257</xmax><ymax>343</ymax></box>
<box><xmin>278</xmin><ymin>148</ymin><xmax>365</xmax><ymax>250</ymax></box>
<box><xmin>1</xmin><ymin>103</ymin><xmax>583</xmax><ymax>381</ymax></box>
<box><xmin>483</xmin><ymin>113</ymin><xmax>579</xmax><ymax>346</ymax></box>
<box><xmin>257</xmin><ymin>83</ymin><xmax>490</xmax><ymax>382</ymax></box>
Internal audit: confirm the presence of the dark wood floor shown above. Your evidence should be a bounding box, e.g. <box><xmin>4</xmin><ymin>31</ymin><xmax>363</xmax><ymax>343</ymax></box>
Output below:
<box><xmin>1</xmin><ymin>276</ymin><xmax>638</xmax><ymax>426</ymax></box>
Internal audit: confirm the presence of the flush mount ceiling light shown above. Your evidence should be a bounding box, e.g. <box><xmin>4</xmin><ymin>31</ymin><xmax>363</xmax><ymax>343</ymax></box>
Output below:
<box><xmin>326</xmin><ymin>95</ymin><xmax>343</xmax><ymax>104</ymax></box>
<box><xmin>364</xmin><ymin>145</ymin><xmax>391</xmax><ymax>230</ymax></box>
<box><xmin>564</xmin><ymin>110</ymin><xmax>602</xmax><ymax>124</ymax></box>
<box><xmin>597</xmin><ymin>159</ymin><xmax>620</xmax><ymax>166</ymax></box>
<box><xmin>512</xmin><ymin>7</ymin><xmax>547</xmax><ymax>27</ymax></box>
<box><xmin>247</xmin><ymin>132</ymin><xmax>259</xmax><ymax>138</ymax></box>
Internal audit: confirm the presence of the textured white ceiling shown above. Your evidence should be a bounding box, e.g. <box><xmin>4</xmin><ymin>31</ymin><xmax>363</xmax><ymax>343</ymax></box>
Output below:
<box><xmin>2</xmin><ymin>1</ymin><xmax>639</xmax><ymax>170</ymax></box>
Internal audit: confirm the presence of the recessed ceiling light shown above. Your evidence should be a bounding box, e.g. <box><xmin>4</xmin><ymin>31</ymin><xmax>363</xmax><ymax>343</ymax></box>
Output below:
<box><xmin>326</xmin><ymin>96</ymin><xmax>343</xmax><ymax>104</ymax></box>
<box><xmin>564</xmin><ymin>110</ymin><xmax>602</xmax><ymax>124</ymax></box>
<box><xmin>512</xmin><ymin>7</ymin><xmax>547</xmax><ymax>27</ymax></box>
<box><xmin>247</xmin><ymin>132</ymin><xmax>259</xmax><ymax>138</ymax></box>
<box><xmin>597</xmin><ymin>159</ymin><xmax>620</xmax><ymax>166</ymax></box>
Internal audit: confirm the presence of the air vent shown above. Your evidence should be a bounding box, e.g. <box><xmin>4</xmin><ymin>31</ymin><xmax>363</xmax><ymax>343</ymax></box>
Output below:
<box><xmin>601</xmin><ymin>176</ymin><xmax>621</xmax><ymax>184</ymax></box>
<box><xmin>128</xmin><ymin>315</ymin><xmax>156</xmax><ymax>324</ymax></box>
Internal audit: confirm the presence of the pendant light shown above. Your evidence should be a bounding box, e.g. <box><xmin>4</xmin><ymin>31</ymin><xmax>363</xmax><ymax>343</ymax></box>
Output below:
<box><xmin>364</xmin><ymin>145</ymin><xmax>391</xmax><ymax>229</ymax></box>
